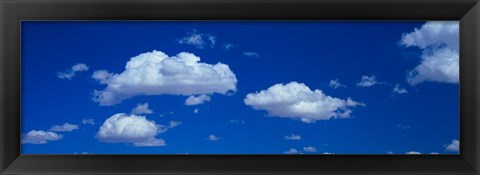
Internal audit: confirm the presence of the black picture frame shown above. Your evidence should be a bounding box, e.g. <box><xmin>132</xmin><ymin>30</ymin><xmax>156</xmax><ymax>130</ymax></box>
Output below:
<box><xmin>1</xmin><ymin>0</ymin><xmax>479</xmax><ymax>174</ymax></box>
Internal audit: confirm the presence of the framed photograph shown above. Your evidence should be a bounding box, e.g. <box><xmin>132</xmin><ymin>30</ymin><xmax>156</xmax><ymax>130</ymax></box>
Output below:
<box><xmin>1</xmin><ymin>0</ymin><xmax>479</xmax><ymax>174</ymax></box>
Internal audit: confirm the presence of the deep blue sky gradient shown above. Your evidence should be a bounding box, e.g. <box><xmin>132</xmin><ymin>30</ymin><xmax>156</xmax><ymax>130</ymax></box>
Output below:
<box><xmin>21</xmin><ymin>21</ymin><xmax>459</xmax><ymax>154</ymax></box>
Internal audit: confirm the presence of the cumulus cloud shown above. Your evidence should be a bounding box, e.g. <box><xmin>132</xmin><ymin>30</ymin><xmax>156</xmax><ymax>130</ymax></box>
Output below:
<box><xmin>244</xmin><ymin>82</ymin><xmax>365</xmax><ymax>123</ymax></box>
<box><xmin>50</xmin><ymin>123</ymin><xmax>79</xmax><ymax>132</ymax></box>
<box><xmin>445</xmin><ymin>139</ymin><xmax>459</xmax><ymax>152</ymax></box>
<box><xmin>357</xmin><ymin>75</ymin><xmax>381</xmax><ymax>87</ymax></box>
<box><xmin>243</xmin><ymin>51</ymin><xmax>260</xmax><ymax>57</ymax></box>
<box><xmin>96</xmin><ymin>113</ymin><xmax>171</xmax><ymax>147</ymax></box>
<box><xmin>329</xmin><ymin>79</ymin><xmax>346</xmax><ymax>89</ymax></box>
<box><xmin>400</xmin><ymin>21</ymin><xmax>459</xmax><ymax>85</ymax></box>
<box><xmin>57</xmin><ymin>63</ymin><xmax>89</xmax><ymax>80</ymax></box>
<box><xmin>406</xmin><ymin>151</ymin><xmax>421</xmax><ymax>154</ymax></box>
<box><xmin>185</xmin><ymin>94</ymin><xmax>211</xmax><ymax>106</ymax></box>
<box><xmin>303</xmin><ymin>146</ymin><xmax>317</xmax><ymax>153</ymax></box>
<box><xmin>392</xmin><ymin>84</ymin><xmax>408</xmax><ymax>94</ymax></box>
<box><xmin>131</xmin><ymin>103</ymin><xmax>154</xmax><ymax>115</ymax></box>
<box><xmin>82</xmin><ymin>118</ymin><xmax>96</xmax><ymax>125</ymax></box>
<box><xmin>92</xmin><ymin>50</ymin><xmax>237</xmax><ymax>106</ymax></box>
<box><xmin>22</xmin><ymin>130</ymin><xmax>63</xmax><ymax>144</ymax></box>
<box><xmin>207</xmin><ymin>134</ymin><xmax>219</xmax><ymax>141</ymax></box>
<box><xmin>284</xmin><ymin>134</ymin><xmax>301</xmax><ymax>140</ymax></box>
<box><xmin>178</xmin><ymin>30</ymin><xmax>216</xmax><ymax>49</ymax></box>
<box><xmin>284</xmin><ymin>148</ymin><xmax>300</xmax><ymax>154</ymax></box>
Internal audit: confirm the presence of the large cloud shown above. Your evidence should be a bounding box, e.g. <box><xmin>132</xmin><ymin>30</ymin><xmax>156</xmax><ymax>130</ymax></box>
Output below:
<box><xmin>22</xmin><ymin>130</ymin><xmax>63</xmax><ymax>144</ymax></box>
<box><xmin>96</xmin><ymin>113</ymin><xmax>179</xmax><ymax>147</ymax></box>
<box><xmin>244</xmin><ymin>82</ymin><xmax>365</xmax><ymax>123</ymax></box>
<box><xmin>92</xmin><ymin>50</ymin><xmax>237</xmax><ymax>106</ymax></box>
<box><xmin>400</xmin><ymin>21</ymin><xmax>459</xmax><ymax>85</ymax></box>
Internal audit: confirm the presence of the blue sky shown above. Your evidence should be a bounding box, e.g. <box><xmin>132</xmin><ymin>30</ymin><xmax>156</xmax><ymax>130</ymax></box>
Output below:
<box><xmin>21</xmin><ymin>21</ymin><xmax>459</xmax><ymax>155</ymax></box>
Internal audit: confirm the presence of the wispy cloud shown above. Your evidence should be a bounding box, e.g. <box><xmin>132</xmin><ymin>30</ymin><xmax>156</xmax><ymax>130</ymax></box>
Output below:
<box><xmin>284</xmin><ymin>134</ymin><xmax>301</xmax><ymax>140</ymax></box>
<box><xmin>178</xmin><ymin>30</ymin><xmax>216</xmax><ymax>49</ymax></box>
<box><xmin>243</xmin><ymin>51</ymin><xmax>260</xmax><ymax>57</ymax></box>
<box><xmin>131</xmin><ymin>103</ymin><xmax>154</xmax><ymax>115</ymax></box>
<box><xmin>57</xmin><ymin>63</ymin><xmax>89</xmax><ymax>80</ymax></box>
<box><xmin>357</xmin><ymin>75</ymin><xmax>382</xmax><ymax>87</ymax></box>
<box><xmin>392</xmin><ymin>84</ymin><xmax>408</xmax><ymax>94</ymax></box>
<box><xmin>207</xmin><ymin>134</ymin><xmax>219</xmax><ymax>141</ymax></box>
<box><xmin>284</xmin><ymin>148</ymin><xmax>299</xmax><ymax>154</ymax></box>
<box><xmin>329</xmin><ymin>79</ymin><xmax>346</xmax><ymax>89</ymax></box>
<box><xmin>185</xmin><ymin>94</ymin><xmax>211</xmax><ymax>106</ymax></box>
<box><xmin>223</xmin><ymin>43</ymin><xmax>234</xmax><ymax>51</ymax></box>
<box><xmin>50</xmin><ymin>123</ymin><xmax>79</xmax><ymax>132</ymax></box>
<box><xmin>82</xmin><ymin>118</ymin><xmax>96</xmax><ymax>125</ymax></box>
<box><xmin>303</xmin><ymin>146</ymin><xmax>317</xmax><ymax>153</ymax></box>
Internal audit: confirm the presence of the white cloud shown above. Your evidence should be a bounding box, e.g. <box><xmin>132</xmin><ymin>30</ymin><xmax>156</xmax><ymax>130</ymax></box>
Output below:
<box><xmin>96</xmin><ymin>113</ymin><xmax>169</xmax><ymax>147</ymax></box>
<box><xmin>185</xmin><ymin>94</ymin><xmax>211</xmax><ymax>106</ymax></box>
<box><xmin>207</xmin><ymin>134</ymin><xmax>219</xmax><ymax>141</ymax></box>
<box><xmin>244</xmin><ymin>82</ymin><xmax>365</xmax><ymax>123</ymax></box>
<box><xmin>92</xmin><ymin>50</ymin><xmax>237</xmax><ymax>106</ymax></box>
<box><xmin>178</xmin><ymin>30</ymin><xmax>216</xmax><ymax>49</ymax></box>
<box><xmin>430</xmin><ymin>152</ymin><xmax>439</xmax><ymax>154</ymax></box>
<box><xmin>445</xmin><ymin>139</ymin><xmax>459</xmax><ymax>152</ymax></box>
<box><xmin>57</xmin><ymin>63</ymin><xmax>89</xmax><ymax>80</ymax></box>
<box><xmin>131</xmin><ymin>103</ymin><xmax>153</xmax><ymax>115</ymax></box>
<box><xmin>303</xmin><ymin>146</ymin><xmax>317</xmax><ymax>153</ymax></box>
<box><xmin>22</xmin><ymin>130</ymin><xmax>63</xmax><ymax>144</ymax></box>
<box><xmin>329</xmin><ymin>79</ymin><xmax>346</xmax><ymax>88</ymax></box>
<box><xmin>400</xmin><ymin>21</ymin><xmax>459</xmax><ymax>85</ymax></box>
<box><xmin>50</xmin><ymin>123</ymin><xmax>79</xmax><ymax>132</ymax></box>
<box><xmin>357</xmin><ymin>75</ymin><xmax>381</xmax><ymax>87</ymax></box>
<box><xmin>396</xmin><ymin>124</ymin><xmax>411</xmax><ymax>129</ymax></box>
<box><xmin>392</xmin><ymin>84</ymin><xmax>408</xmax><ymax>94</ymax></box>
<box><xmin>229</xmin><ymin>120</ymin><xmax>245</xmax><ymax>124</ymax></box>
<box><xmin>243</xmin><ymin>51</ymin><xmax>260</xmax><ymax>57</ymax></box>
<box><xmin>406</xmin><ymin>151</ymin><xmax>421</xmax><ymax>154</ymax></box>
<box><xmin>82</xmin><ymin>118</ymin><xmax>96</xmax><ymax>125</ymax></box>
<box><xmin>223</xmin><ymin>43</ymin><xmax>234</xmax><ymax>50</ymax></box>
<box><xmin>194</xmin><ymin>108</ymin><xmax>199</xmax><ymax>113</ymax></box>
<box><xmin>284</xmin><ymin>148</ymin><xmax>299</xmax><ymax>154</ymax></box>
<box><xmin>284</xmin><ymin>134</ymin><xmax>301</xmax><ymax>140</ymax></box>
<box><xmin>322</xmin><ymin>152</ymin><xmax>334</xmax><ymax>154</ymax></box>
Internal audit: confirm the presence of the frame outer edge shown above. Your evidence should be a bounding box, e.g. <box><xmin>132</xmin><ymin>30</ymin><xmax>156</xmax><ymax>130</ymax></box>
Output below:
<box><xmin>0</xmin><ymin>0</ymin><xmax>5</xmax><ymax>173</ymax></box>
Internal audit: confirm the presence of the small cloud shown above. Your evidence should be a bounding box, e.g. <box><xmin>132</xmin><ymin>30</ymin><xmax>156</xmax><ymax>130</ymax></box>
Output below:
<box><xmin>194</xmin><ymin>108</ymin><xmax>199</xmax><ymax>114</ymax></box>
<box><xmin>223</xmin><ymin>43</ymin><xmax>234</xmax><ymax>50</ymax></box>
<box><xmin>322</xmin><ymin>152</ymin><xmax>334</xmax><ymax>155</ymax></box>
<box><xmin>284</xmin><ymin>148</ymin><xmax>299</xmax><ymax>154</ymax></box>
<box><xmin>329</xmin><ymin>79</ymin><xmax>347</xmax><ymax>89</ymax></box>
<box><xmin>406</xmin><ymin>151</ymin><xmax>422</xmax><ymax>154</ymax></box>
<box><xmin>303</xmin><ymin>146</ymin><xmax>317</xmax><ymax>153</ymax></box>
<box><xmin>178</xmin><ymin>30</ymin><xmax>216</xmax><ymax>49</ymax></box>
<box><xmin>430</xmin><ymin>152</ymin><xmax>439</xmax><ymax>154</ymax></box>
<box><xmin>445</xmin><ymin>139</ymin><xmax>459</xmax><ymax>152</ymax></box>
<box><xmin>243</xmin><ymin>51</ymin><xmax>260</xmax><ymax>57</ymax></box>
<box><xmin>393</xmin><ymin>84</ymin><xmax>408</xmax><ymax>94</ymax></box>
<box><xmin>185</xmin><ymin>94</ymin><xmax>211</xmax><ymax>106</ymax></box>
<box><xmin>357</xmin><ymin>75</ymin><xmax>381</xmax><ymax>87</ymax></box>
<box><xmin>50</xmin><ymin>123</ymin><xmax>79</xmax><ymax>132</ymax></box>
<box><xmin>229</xmin><ymin>120</ymin><xmax>245</xmax><ymax>124</ymax></box>
<box><xmin>284</xmin><ymin>134</ymin><xmax>301</xmax><ymax>140</ymax></box>
<box><xmin>387</xmin><ymin>151</ymin><xmax>394</xmax><ymax>154</ymax></box>
<box><xmin>82</xmin><ymin>118</ymin><xmax>96</xmax><ymax>125</ymax></box>
<box><xmin>22</xmin><ymin>130</ymin><xmax>63</xmax><ymax>144</ymax></box>
<box><xmin>131</xmin><ymin>103</ymin><xmax>154</xmax><ymax>115</ymax></box>
<box><xmin>396</xmin><ymin>124</ymin><xmax>411</xmax><ymax>129</ymax></box>
<box><xmin>57</xmin><ymin>63</ymin><xmax>89</xmax><ymax>80</ymax></box>
<box><xmin>207</xmin><ymin>134</ymin><xmax>219</xmax><ymax>141</ymax></box>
